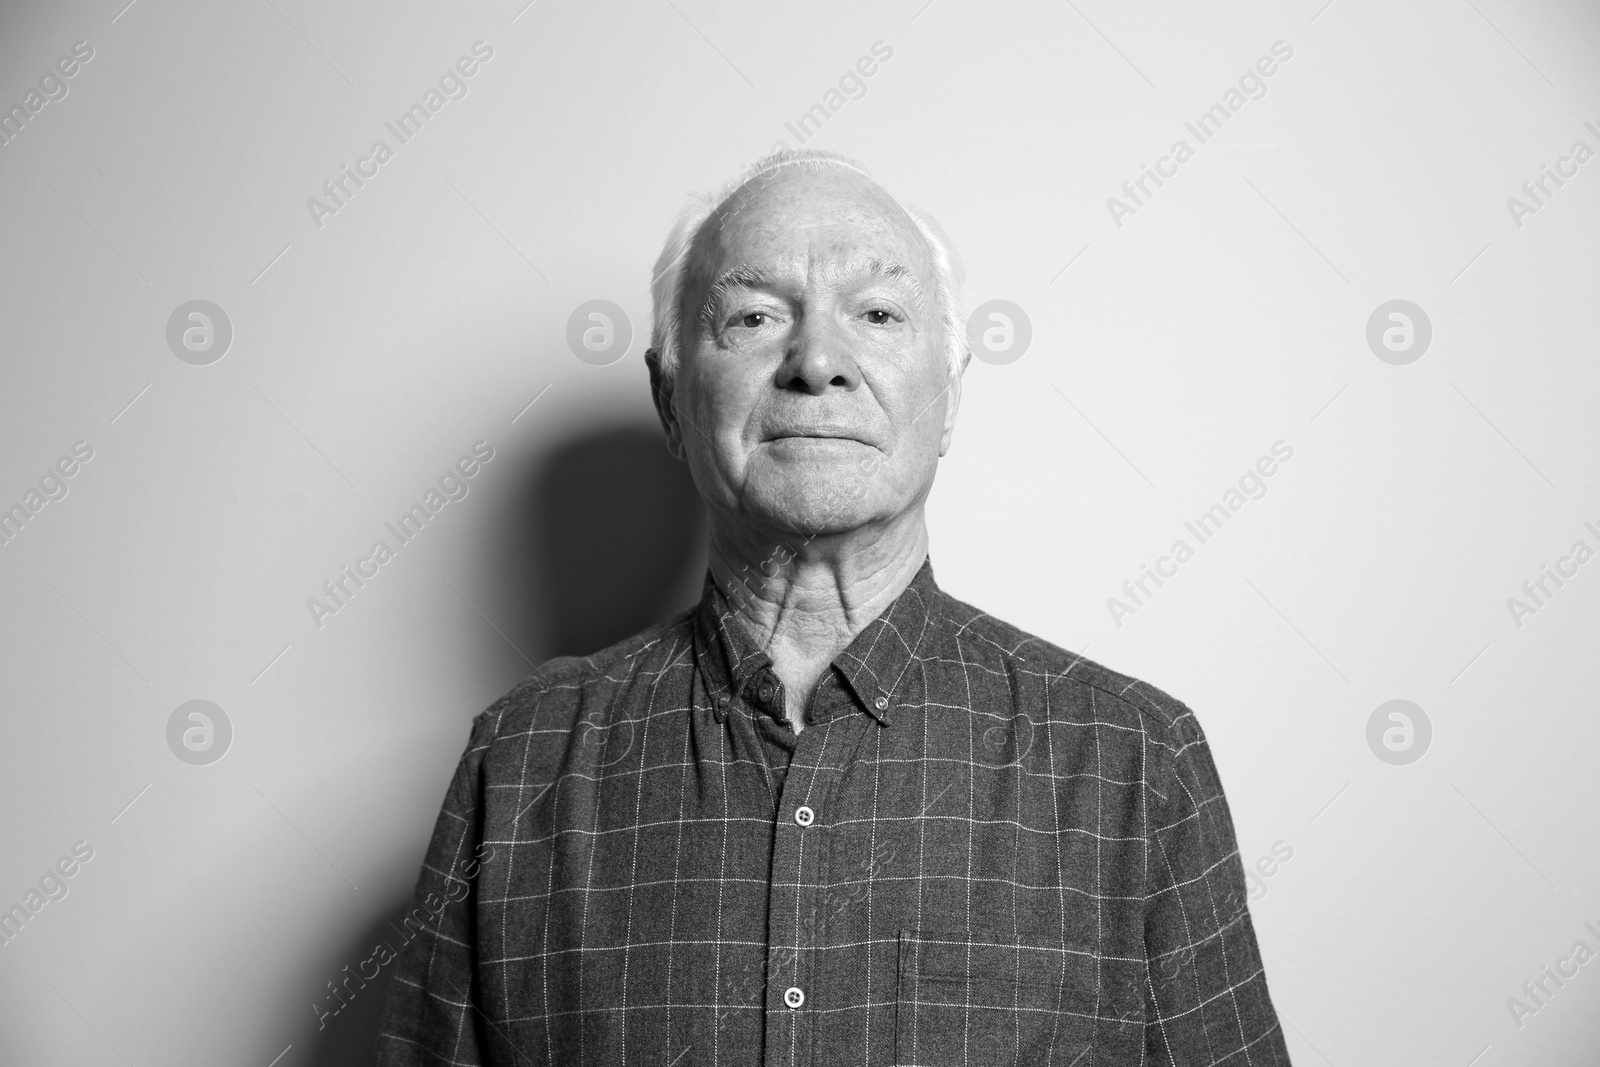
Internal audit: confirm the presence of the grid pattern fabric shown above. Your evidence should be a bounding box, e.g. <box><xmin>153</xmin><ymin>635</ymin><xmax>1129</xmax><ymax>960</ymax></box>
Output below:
<box><xmin>376</xmin><ymin>558</ymin><xmax>1290</xmax><ymax>1066</ymax></box>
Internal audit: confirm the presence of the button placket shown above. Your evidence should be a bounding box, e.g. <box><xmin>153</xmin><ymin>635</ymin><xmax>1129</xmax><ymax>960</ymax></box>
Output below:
<box><xmin>760</xmin><ymin>699</ymin><xmax>868</xmax><ymax>1064</ymax></box>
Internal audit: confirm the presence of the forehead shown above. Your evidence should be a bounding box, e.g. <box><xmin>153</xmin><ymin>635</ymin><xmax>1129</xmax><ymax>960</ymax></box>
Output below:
<box><xmin>687</xmin><ymin>167</ymin><xmax>933</xmax><ymax>290</ymax></box>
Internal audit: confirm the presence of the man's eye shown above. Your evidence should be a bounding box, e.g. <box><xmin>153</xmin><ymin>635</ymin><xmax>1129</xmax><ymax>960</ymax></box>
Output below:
<box><xmin>863</xmin><ymin>308</ymin><xmax>897</xmax><ymax>325</ymax></box>
<box><xmin>738</xmin><ymin>312</ymin><xmax>767</xmax><ymax>328</ymax></box>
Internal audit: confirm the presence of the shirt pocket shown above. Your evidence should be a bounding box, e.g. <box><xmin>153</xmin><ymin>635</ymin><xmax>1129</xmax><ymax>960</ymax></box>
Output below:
<box><xmin>894</xmin><ymin>929</ymin><xmax>1088</xmax><ymax>1066</ymax></box>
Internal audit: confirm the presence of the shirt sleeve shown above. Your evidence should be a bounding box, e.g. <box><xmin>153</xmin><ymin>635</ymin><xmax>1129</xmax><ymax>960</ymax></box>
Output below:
<box><xmin>376</xmin><ymin>712</ymin><xmax>496</xmax><ymax>1067</ymax></box>
<box><xmin>1142</xmin><ymin>706</ymin><xmax>1292</xmax><ymax>1065</ymax></box>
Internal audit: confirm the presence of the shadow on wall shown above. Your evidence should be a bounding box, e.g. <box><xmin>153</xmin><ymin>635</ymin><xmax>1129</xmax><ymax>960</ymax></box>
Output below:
<box><xmin>517</xmin><ymin>421</ymin><xmax>707</xmax><ymax>659</ymax></box>
<box><xmin>301</xmin><ymin>419</ymin><xmax>706</xmax><ymax>1066</ymax></box>
<box><xmin>306</xmin><ymin>898</ymin><xmax>412</xmax><ymax>1067</ymax></box>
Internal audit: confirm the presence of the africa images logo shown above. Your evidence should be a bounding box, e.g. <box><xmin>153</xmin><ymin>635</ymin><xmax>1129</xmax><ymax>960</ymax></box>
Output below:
<box><xmin>306</xmin><ymin>42</ymin><xmax>494</xmax><ymax>230</ymax></box>
<box><xmin>1106</xmin><ymin>39</ymin><xmax>1294</xmax><ymax>228</ymax></box>
<box><xmin>306</xmin><ymin>442</ymin><xmax>495</xmax><ymax>629</ymax></box>
<box><xmin>0</xmin><ymin>40</ymin><xmax>94</xmax><ymax>150</ymax></box>
<box><xmin>1107</xmin><ymin>441</ymin><xmax>1294</xmax><ymax>627</ymax></box>
<box><xmin>0</xmin><ymin>441</ymin><xmax>94</xmax><ymax>549</ymax></box>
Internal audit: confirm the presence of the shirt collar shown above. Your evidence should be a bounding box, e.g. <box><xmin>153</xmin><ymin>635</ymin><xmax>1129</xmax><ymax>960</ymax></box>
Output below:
<box><xmin>693</xmin><ymin>556</ymin><xmax>939</xmax><ymax>727</ymax></box>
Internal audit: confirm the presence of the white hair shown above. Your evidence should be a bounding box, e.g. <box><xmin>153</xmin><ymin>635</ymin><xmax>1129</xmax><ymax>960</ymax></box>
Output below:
<box><xmin>646</xmin><ymin>148</ymin><xmax>967</xmax><ymax>384</ymax></box>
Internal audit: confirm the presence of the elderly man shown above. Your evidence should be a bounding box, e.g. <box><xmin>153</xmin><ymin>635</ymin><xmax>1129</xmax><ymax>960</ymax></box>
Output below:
<box><xmin>377</xmin><ymin>150</ymin><xmax>1289</xmax><ymax>1065</ymax></box>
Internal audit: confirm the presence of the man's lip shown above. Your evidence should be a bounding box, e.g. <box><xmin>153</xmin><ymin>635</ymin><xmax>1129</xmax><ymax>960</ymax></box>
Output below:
<box><xmin>766</xmin><ymin>433</ymin><xmax>870</xmax><ymax>446</ymax></box>
<box><xmin>769</xmin><ymin>433</ymin><xmax>858</xmax><ymax>440</ymax></box>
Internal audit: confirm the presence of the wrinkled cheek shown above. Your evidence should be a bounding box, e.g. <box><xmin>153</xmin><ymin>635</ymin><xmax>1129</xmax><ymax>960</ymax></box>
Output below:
<box><xmin>682</xmin><ymin>441</ymin><xmax>741</xmax><ymax>513</ymax></box>
<box><xmin>665</xmin><ymin>380</ymin><xmax>731</xmax><ymax>501</ymax></box>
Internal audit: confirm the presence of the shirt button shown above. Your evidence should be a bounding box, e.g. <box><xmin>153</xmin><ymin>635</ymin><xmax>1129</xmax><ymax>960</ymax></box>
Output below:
<box><xmin>783</xmin><ymin>986</ymin><xmax>805</xmax><ymax>1009</ymax></box>
<box><xmin>794</xmin><ymin>805</ymin><xmax>815</xmax><ymax>827</ymax></box>
<box><xmin>758</xmin><ymin>683</ymin><xmax>775</xmax><ymax>703</ymax></box>
<box><xmin>874</xmin><ymin>695</ymin><xmax>889</xmax><ymax>711</ymax></box>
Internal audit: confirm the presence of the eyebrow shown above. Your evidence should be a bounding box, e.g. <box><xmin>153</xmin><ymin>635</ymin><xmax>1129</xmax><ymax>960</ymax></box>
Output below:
<box><xmin>697</xmin><ymin>266</ymin><xmax>775</xmax><ymax>328</ymax></box>
<box><xmin>696</xmin><ymin>256</ymin><xmax>929</xmax><ymax>330</ymax></box>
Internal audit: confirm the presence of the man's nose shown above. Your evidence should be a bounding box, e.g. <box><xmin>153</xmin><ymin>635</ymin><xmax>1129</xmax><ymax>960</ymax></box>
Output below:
<box><xmin>775</xmin><ymin>313</ymin><xmax>862</xmax><ymax>394</ymax></box>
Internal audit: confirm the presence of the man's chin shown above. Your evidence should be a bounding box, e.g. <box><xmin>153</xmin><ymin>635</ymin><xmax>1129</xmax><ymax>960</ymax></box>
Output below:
<box><xmin>741</xmin><ymin>472</ymin><xmax>879</xmax><ymax>538</ymax></box>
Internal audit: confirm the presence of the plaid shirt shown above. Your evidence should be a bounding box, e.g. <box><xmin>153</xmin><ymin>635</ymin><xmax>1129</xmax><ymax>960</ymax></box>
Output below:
<box><xmin>376</xmin><ymin>558</ymin><xmax>1289</xmax><ymax>1066</ymax></box>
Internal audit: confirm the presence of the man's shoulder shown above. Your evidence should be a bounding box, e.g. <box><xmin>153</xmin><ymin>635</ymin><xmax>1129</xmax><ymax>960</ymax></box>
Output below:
<box><xmin>929</xmin><ymin>586</ymin><xmax>1197</xmax><ymax>739</ymax></box>
<box><xmin>469</xmin><ymin>607</ymin><xmax>696</xmax><ymax>742</ymax></box>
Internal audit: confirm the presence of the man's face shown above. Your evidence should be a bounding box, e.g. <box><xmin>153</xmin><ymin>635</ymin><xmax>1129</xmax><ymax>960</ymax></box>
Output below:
<box><xmin>655</xmin><ymin>166</ymin><xmax>962</xmax><ymax>541</ymax></box>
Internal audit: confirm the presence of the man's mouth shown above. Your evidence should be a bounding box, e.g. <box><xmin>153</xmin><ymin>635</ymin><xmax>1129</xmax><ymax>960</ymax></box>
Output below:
<box><xmin>765</xmin><ymin>423</ymin><xmax>870</xmax><ymax>443</ymax></box>
<box><xmin>766</xmin><ymin>433</ymin><xmax>870</xmax><ymax>450</ymax></box>
<box><xmin>770</xmin><ymin>433</ymin><xmax>856</xmax><ymax>441</ymax></box>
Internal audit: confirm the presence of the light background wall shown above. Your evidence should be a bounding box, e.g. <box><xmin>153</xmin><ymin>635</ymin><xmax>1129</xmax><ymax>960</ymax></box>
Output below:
<box><xmin>1</xmin><ymin>0</ymin><xmax>1597</xmax><ymax>1063</ymax></box>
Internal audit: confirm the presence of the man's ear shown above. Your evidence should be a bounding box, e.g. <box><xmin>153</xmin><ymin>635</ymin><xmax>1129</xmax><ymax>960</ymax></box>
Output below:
<box><xmin>646</xmin><ymin>348</ymin><xmax>687</xmax><ymax>460</ymax></box>
<box><xmin>938</xmin><ymin>349</ymin><xmax>969</xmax><ymax>457</ymax></box>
